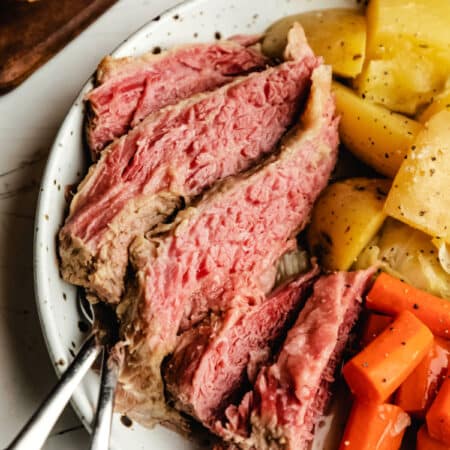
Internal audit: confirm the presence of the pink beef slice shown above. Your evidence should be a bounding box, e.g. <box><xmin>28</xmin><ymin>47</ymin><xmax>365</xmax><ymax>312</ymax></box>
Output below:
<box><xmin>216</xmin><ymin>269</ymin><xmax>376</xmax><ymax>450</ymax></box>
<box><xmin>164</xmin><ymin>267</ymin><xmax>319</xmax><ymax>427</ymax></box>
<box><xmin>59</xmin><ymin>26</ymin><xmax>319</xmax><ymax>305</ymax></box>
<box><xmin>114</xmin><ymin>60</ymin><xmax>339</xmax><ymax>427</ymax></box>
<box><xmin>86</xmin><ymin>39</ymin><xmax>267</xmax><ymax>157</ymax></box>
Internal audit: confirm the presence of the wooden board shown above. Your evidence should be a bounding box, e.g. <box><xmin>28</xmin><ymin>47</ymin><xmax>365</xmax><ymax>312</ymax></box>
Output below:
<box><xmin>0</xmin><ymin>0</ymin><xmax>117</xmax><ymax>93</ymax></box>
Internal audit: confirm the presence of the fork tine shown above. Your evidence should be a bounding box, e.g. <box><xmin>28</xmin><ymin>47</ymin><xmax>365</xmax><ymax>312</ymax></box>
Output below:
<box><xmin>78</xmin><ymin>289</ymin><xmax>95</xmax><ymax>325</ymax></box>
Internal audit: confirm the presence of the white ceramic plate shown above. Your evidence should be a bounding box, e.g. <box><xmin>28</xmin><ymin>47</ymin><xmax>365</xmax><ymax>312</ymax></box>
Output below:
<box><xmin>34</xmin><ymin>0</ymin><xmax>362</xmax><ymax>448</ymax></box>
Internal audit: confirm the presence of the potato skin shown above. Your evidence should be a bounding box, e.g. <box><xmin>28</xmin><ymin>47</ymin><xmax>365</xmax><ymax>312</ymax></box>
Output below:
<box><xmin>332</xmin><ymin>81</ymin><xmax>422</xmax><ymax>178</ymax></box>
<box><xmin>307</xmin><ymin>178</ymin><xmax>391</xmax><ymax>271</ymax></box>
<box><xmin>384</xmin><ymin>110</ymin><xmax>450</xmax><ymax>243</ymax></box>
<box><xmin>262</xmin><ymin>9</ymin><xmax>366</xmax><ymax>78</ymax></box>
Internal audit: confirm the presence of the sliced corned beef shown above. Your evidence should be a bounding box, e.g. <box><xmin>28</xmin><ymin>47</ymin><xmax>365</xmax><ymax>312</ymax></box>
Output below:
<box><xmin>86</xmin><ymin>40</ymin><xmax>267</xmax><ymax>157</ymax></box>
<box><xmin>114</xmin><ymin>56</ymin><xmax>339</xmax><ymax>426</ymax></box>
<box><xmin>216</xmin><ymin>269</ymin><xmax>375</xmax><ymax>450</ymax></box>
<box><xmin>59</xmin><ymin>25</ymin><xmax>319</xmax><ymax>304</ymax></box>
<box><xmin>164</xmin><ymin>267</ymin><xmax>318</xmax><ymax>427</ymax></box>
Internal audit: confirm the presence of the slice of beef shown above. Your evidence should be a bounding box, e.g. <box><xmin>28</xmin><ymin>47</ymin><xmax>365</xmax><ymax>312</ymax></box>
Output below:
<box><xmin>216</xmin><ymin>269</ymin><xmax>375</xmax><ymax>450</ymax></box>
<box><xmin>59</xmin><ymin>26</ymin><xmax>319</xmax><ymax>305</ymax></box>
<box><xmin>86</xmin><ymin>40</ymin><xmax>267</xmax><ymax>157</ymax></box>
<box><xmin>164</xmin><ymin>266</ymin><xmax>319</xmax><ymax>427</ymax></box>
<box><xmin>114</xmin><ymin>58</ymin><xmax>339</xmax><ymax>426</ymax></box>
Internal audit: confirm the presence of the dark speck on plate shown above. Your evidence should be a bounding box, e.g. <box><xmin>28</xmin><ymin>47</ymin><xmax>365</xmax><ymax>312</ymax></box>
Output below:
<box><xmin>78</xmin><ymin>320</ymin><xmax>89</xmax><ymax>333</ymax></box>
<box><xmin>215</xmin><ymin>31</ymin><xmax>222</xmax><ymax>40</ymax></box>
<box><xmin>120</xmin><ymin>415</ymin><xmax>133</xmax><ymax>427</ymax></box>
<box><xmin>152</xmin><ymin>46</ymin><xmax>162</xmax><ymax>54</ymax></box>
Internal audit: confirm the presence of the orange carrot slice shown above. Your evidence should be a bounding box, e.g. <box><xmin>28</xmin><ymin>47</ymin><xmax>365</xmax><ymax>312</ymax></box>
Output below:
<box><xmin>396</xmin><ymin>337</ymin><xmax>450</xmax><ymax>417</ymax></box>
<box><xmin>343</xmin><ymin>310</ymin><xmax>434</xmax><ymax>402</ymax></box>
<box><xmin>360</xmin><ymin>313</ymin><xmax>392</xmax><ymax>347</ymax></box>
<box><xmin>366</xmin><ymin>273</ymin><xmax>450</xmax><ymax>339</ymax></box>
<box><xmin>338</xmin><ymin>401</ymin><xmax>410</xmax><ymax>450</ymax></box>
<box><xmin>417</xmin><ymin>425</ymin><xmax>450</xmax><ymax>450</ymax></box>
<box><xmin>426</xmin><ymin>374</ymin><xmax>450</xmax><ymax>445</ymax></box>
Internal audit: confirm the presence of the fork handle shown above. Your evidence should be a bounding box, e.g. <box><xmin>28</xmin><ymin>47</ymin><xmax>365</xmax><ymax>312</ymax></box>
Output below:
<box><xmin>89</xmin><ymin>349</ymin><xmax>119</xmax><ymax>450</ymax></box>
<box><xmin>8</xmin><ymin>334</ymin><xmax>101</xmax><ymax>450</ymax></box>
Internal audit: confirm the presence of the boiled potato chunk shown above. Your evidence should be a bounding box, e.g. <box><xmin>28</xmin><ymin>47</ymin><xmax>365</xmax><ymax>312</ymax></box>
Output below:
<box><xmin>384</xmin><ymin>110</ymin><xmax>450</xmax><ymax>243</ymax></box>
<box><xmin>364</xmin><ymin>0</ymin><xmax>450</xmax><ymax>115</ymax></box>
<box><xmin>355</xmin><ymin>53</ymin><xmax>448</xmax><ymax>115</ymax></box>
<box><xmin>418</xmin><ymin>87</ymin><xmax>450</xmax><ymax>123</ymax></box>
<box><xmin>307</xmin><ymin>178</ymin><xmax>391</xmax><ymax>271</ymax></box>
<box><xmin>366</xmin><ymin>0</ymin><xmax>450</xmax><ymax>60</ymax></box>
<box><xmin>332</xmin><ymin>81</ymin><xmax>422</xmax><ymax>177</ymax></box>
<box><xmin>262</xmin><ymin>9</ymin><xmax>366</xmax><ymax>77</ymax></box>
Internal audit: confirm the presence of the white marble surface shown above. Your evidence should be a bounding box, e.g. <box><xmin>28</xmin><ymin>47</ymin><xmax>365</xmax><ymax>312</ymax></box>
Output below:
<box><xmin>0</xmin><ymin>1</ymin><xmax>180</xmax><ymax>448</ymax></box>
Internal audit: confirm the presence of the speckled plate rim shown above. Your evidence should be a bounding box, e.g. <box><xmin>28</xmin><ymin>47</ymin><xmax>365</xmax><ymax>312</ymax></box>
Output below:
<box><xmin>34</xmin><ymin>0</ymin><xmax>361</xmax><ymax>448</ymax></box>
<box><xmin>33</xmin><ymin>2</ymin><xmax>209</xmax><ymax>446</ymax></box>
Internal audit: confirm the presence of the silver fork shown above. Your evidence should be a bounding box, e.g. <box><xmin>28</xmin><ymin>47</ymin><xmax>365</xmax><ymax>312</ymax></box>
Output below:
<box><xmin>89</xmin><ymin>300</ymin><xmax>121</xmax><ymax>450</ymax></box>
<box><xmin>7</xmin><ymin>294</ymin><xmax>119</xmax><ymax>450</ymax></box>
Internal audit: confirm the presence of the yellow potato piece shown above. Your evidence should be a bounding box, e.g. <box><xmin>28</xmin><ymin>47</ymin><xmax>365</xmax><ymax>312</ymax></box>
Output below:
<box><xmin>363</xmin><ymin>0</ymin><xmax>450</xmax><ymax>115</ymax></box>
<box><xmin>332</xmin><ymin>81</ymin><xmax>422</xmax><ymax>177</ymax></box>
<box><xmin>307</xmin><ymin>178</ymin><xmax>391</xmax><ymax>271</ymax></box>
<box><xmin>418</xmin><ymin>88</ymin><xmax>450</xmax><ymax>123</ymax></box>
<box><xmin>355</xmin><ymin>54</ymin><xmax>448</xmax><ymax>115</ymax></box>
<box><xmin>366</xmin><ymin>0</ymin><xmax>450</xmax><ymax>60</ymax></box>
<box><xmin>384</xmin><ymin>110</ymin><xmax>450</xmax><ymax>243</ymax></box>
<box><xmin>262</xmin><ymin>9</ymin><xmax>366</xmax><ymax>78</ymax></box>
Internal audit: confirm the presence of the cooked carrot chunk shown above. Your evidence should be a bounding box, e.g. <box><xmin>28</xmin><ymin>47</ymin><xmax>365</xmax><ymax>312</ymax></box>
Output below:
<box><xmin>417</xmin><ymin>425</ymin><xmax>450</xmax><ymax>450</ymax></box>
<box><xmin>426</xmin><ymin>374</ymin><xmax>450</xmax><ymax>445</ymax></box>
<box><xmin>366</xmin><ymin>273</ymin><xmax>450</xmax><ymax>339</ymax></box>
<box><xmin>338</xmin><ymin>401</ymin><xmax>409</xmax><ymax>450</ymax></box>
<box><xmin>343</xmin><ymin>310</ymin><xmax>433</xmax><ymax>402</ymax></box>
<box><xmin>360</xmin><ymin>313</ymin><xmax>392</xmax><ymax>347</ymax></box>
<box><xmin>396</xmin><ymin>337</ymin><xmax>450</xmax><ymax>417</ymax></box>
